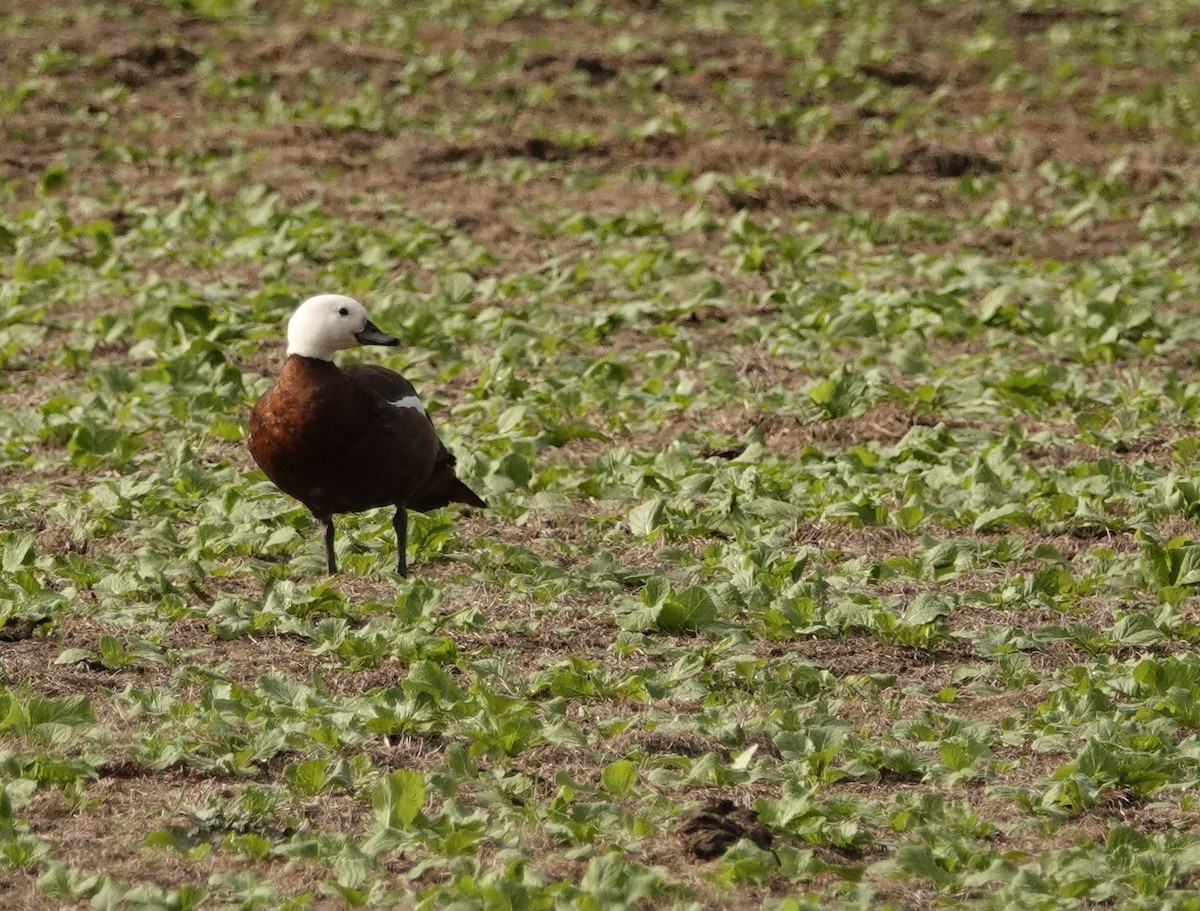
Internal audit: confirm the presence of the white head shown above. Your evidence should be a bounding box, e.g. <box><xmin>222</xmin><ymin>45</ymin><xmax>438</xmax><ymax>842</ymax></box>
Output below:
<box><xmin>285</xmin><ymin>294</ymin><xmax>399</xmax><ymax>360</ymax></box>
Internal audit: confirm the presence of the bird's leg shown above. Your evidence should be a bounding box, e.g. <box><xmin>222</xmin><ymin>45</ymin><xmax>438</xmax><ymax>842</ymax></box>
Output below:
<box><xmin>393</xmin><ymin>507</ymin><xmax>408</xmax><ymax>577</ymax></box>
<box><xmin>319</xmin><ymin>515</ymin><xmax>338</xmax><ymax>574</ymax></box>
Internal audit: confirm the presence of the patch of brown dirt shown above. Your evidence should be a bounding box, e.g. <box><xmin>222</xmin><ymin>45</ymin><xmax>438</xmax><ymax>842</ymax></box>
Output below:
<box><xmin>1</xmin><ymin>614</ymin><xmax>174</xmax><ymax>696</ymax></box>
<box><xmin>22</xmin><ymin>771</ymin><xmax>346</xmax><ymax>909</ymax></box>
<box><xmin>758</xmin><ymin>403</ymin><xmax>920</xmax><ymax>457</ymax></box>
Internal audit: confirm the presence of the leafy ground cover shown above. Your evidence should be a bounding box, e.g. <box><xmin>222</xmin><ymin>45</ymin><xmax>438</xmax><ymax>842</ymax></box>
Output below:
<box><xmin>4</xmin><ymin>0</ymin><xmax>1200</xmax><ymax>908</ymax></box>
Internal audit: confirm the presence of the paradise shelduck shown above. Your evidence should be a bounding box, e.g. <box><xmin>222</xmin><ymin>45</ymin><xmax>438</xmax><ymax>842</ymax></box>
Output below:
<box><xmin>248</xmin><ymin>293</ymin><xmax>486</xmax><ymax>575</ymax></box>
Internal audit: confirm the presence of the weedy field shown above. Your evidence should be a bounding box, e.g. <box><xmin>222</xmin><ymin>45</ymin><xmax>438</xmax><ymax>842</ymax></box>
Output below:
<box><xmin>4</xmin><ymin>1</ymin><xmax>1200</xmax><ymax>908</ymax></box>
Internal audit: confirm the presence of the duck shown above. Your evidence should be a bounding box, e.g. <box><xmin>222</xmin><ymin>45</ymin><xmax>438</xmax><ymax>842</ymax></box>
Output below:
<box><xmin>248</xmin><ymin>293</ymin><xmax>486</xmax><ymax>576</ymax></box>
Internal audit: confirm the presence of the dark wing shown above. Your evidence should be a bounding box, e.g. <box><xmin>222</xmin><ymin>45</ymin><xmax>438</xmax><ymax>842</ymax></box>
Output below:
<box><xmin>342</xmin><ymin>363</ymin><xmax>421</xmax><ymax>404</ymax></box>
<box><xmin>343</xmin><ymin>363</ymin><xmax>487</xmax><ymax>511</ymax></box>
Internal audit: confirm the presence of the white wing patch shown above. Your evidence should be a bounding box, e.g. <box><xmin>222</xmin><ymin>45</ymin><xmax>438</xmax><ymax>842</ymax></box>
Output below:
<box><xmin>390</xmin><ymin>395</ymin><xmax>427</xmax><ymax>415</ymax></box>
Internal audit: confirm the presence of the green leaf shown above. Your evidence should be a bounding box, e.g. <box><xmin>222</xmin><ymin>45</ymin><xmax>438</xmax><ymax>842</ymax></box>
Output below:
<box><xmin>40</xmin><ymin>164</ymin><xmax>68</xmax><ymax>192</ymax></box>
<box><xmin>718</xmin><ymin>839</ymin><xmax>779</xmax><ymax>885</ymax></box>
<box><xmin>808</xmin><ymin>378</ymin><xmax>838</xmax><ymax>406</ymax></box>
<box><xmin>405</xmin><ymin>660</ymin><xmax>461</xmax><ymax>703</ymax></box>
<box><xmin>657</xmin><ymin>586</ymin><xmax>718</xmax><ymax>633</ymax></box>
<box><xmin>628</xmin><ymin>498</ymin><xmax>666</xmax><ymax>537</ymax></box>
<box><xmin>601</xmin><ymin>759</ymin><xmax>637</xmax><ymax>796</ymax></box>
<box><xmin>54</xmin><ymin>648</ymin><xmax>97</xmax><ymax>666</ymax></box>
<box><xmin>730</xmin><ymin>744</ymin><xmax>759</xmax><ymax>771</ymax></box>
<box><xmin>892</xmin><ymin>842</ymin><xmax>954</xmax><ymax>886</ymax></box>
<box><xmin>372</xmin><ymin>769</ymin><xmax>426</xmax><ymax>829</ymax></box>
<box><xmin>439</xmin><ymin>272</ymin><xmax>475</xmax><ymax>305</ymax></box>
<box><xmin>26</xmin><ymin>695</ymin><xmax>95</xmax><ymax>728</ymax></box>
<box><xmin>973</xmin><ymin>504</ymin><xmax>1033</xmax><ymax>532</ymax></box>
<box><xmin>285</xmin><ymin>758</ymin><xmax>332</xmax><ymax>797</ymax></box>
<box><xmin>2</xmin><ymin>532</ymin><xmax>35</xmax><ymax>572</ymax></box>
<box><xmin>97</xmin><ymin>635</ymin><xmax>127</xmax><ymax>669</ymax></box>
<box><xmin>902</xmin><ymin>594</ymin><xmax>953</xmax><ymax>626</ymax></box>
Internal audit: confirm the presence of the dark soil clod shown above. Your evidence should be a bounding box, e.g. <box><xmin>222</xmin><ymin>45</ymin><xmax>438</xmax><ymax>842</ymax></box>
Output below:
<box><xmin>898</xmin><ymin>143</ymin><xmax>1001</xmax><ymax>178</ymax></box>
<box><xmin>116</xmin><ymin>44</ymin><xmax>200</xmax><ymax>76</ymax></box>
<box><xmin>678</xmin><ymin>798</ymin><xmax>773</xmax><ymax>860</ymax></box>
<box><xmin>858</xmin><ymin>61</ymin><xmax>940</xmax><ymax>92</ymax></box>
<box><xmin>0</xmin><ymin>617</ymin><xmax>46</xmax><ymax>643</ymax></box>
<box><xmin>522</xmin><ymin>137</ymin><xmax>566</xmax><ymax>161</ymax></box>
<box><xmin>725</xmin><ymin>189</ymin><xmax>768</xmax><ymax>212</ymax></box>
<box><xmin>701</xmin><ymin>444</ymin><xmax>748</xmax><ymax>460</ymax></box>
<box><xmin>574</xmin><ymin>56</ymin><xmax>617</xmax><ymax>81</ymax></box>
<box><xmin>929</xmin><ymin>149</ymin><xmax>1000</xmax><ymax>178</ymax></box>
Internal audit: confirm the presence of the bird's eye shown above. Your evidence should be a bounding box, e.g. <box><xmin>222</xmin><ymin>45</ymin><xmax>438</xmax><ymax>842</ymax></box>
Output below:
<box><xmin>338</xmin><ymin>307</ymin><xmax>349</xmax><ymax>316</ymax></box>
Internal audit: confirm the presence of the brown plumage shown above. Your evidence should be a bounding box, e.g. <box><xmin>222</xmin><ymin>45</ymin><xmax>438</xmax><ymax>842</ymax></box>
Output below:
<box><xmin>247</xmin><ymin>294</ymin><xmax>485</xmax><ymax>575</ymax></box>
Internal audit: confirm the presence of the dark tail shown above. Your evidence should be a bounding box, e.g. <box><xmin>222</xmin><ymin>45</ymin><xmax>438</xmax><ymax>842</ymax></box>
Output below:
<box><xmin>409</xmin><ymin>466</ymin><xmax>487</xmax><ymax>512</ymax></box>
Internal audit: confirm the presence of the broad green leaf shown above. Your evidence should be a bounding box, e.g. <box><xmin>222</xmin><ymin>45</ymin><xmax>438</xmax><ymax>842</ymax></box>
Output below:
<box><xmin>902</xmin><ymin>594</ymin><xmax>953</xmax><ymax>626</ymax></box>
<box><xmin>601</xmin><ymin>759</ymin><xmax>637</xmax><ymax>796</ymax></box>
<box><xmin>2</xmin><ymin>532</ymin><xmax>35</xmax><ymax>572</ymax></box>
<box><xmin>636</xmin><ymin>585</ymin><xmax>721</xmax><ymax>634</ymax></box>
<box><xmin>973</xmin><ymin>504</ymin><xmax>1033</xmax><ymax>532</ymax></box>
<box><xmin>54</xmin><ymin>648</ymin><xmax>97</xmax><ymax>666</ymax></box>
<box><xmin>628</xmin><ymin>498</ymin><xmax>666</xmax><ymax>537</ymax></box>
<box><xmin>372</xmin><ymin>769</ymin><xmax>426</xmax><ymax>829</ymax></box>
<box><xmin>286</xmin><ymin>758</ymin><xmax>332</xmax><ymax>797</ymax></box>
